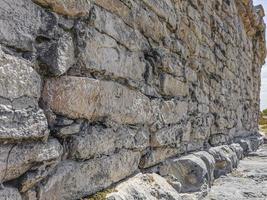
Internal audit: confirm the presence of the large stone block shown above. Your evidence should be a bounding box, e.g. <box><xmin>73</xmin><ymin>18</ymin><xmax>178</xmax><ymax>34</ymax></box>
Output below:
<box><xmin>94</xmin><ymin>0</ymin><xmax>132</xmax><ymax>25</ymax></box>
<box><xmin>55</xmin><ymin>121</ymin><xmax>82</xmax><ymax>137</ymax></box>
<box><xmin>19</xmin><ymin>163</ymin><xmax>58</xmax><ymax>193</ymax></box>
<box><xmin>0</xmin><ymin>50</ymin><xmax>41</xmax><ymax>100</ymax></box>
<box><xmin>140</xmin><ymin>0</ymin><xmax>177</xmax><ymax>29</ymax></box>
<box><xmin>0</xmin><ymin>98</ymin><xmax>49</xmax><ymax>142</ymax></box>
<box><xmin>106</xmin><ymin>173</ymin><xmax>182</xmax><ymax>200</ymax></box>
<box><xmin>68</xmin><ymin>125</ymin><xmax>149</xmax><ymax>159</ymax></box>
<box><xmin>0</xmin><ymin>50</ymin><xmax>48</xmax><ymax>142</ymax></box>
<box><xmin>234</xmin><ymin>135</ymin><xmax>264</xmax><ymax>155</ymax></box>
<box><xmin>208</xmin><ymin>145</ymin><xmax>238</xmax><ymax>178</ymax></box>
<box><xmin>94</xmin><ymin>0</ymin><xmax>167</xmax><ymax>42</ymax></box>
<box><xmin>37</xmin><ymin>32</ymin><xmax>74</xmax><ymax>76</ymax></box>
<box><xmin>159</xmin><ymin>154</ymin><xmax>208</xmax><ymax>193</ymax></box>
<box><xmin>43</xmin><ymin>76</ymin><xmax>189</xmax><ymax>127</ymax></box>
<box><xmin>193</xmin><ymin>151</ymin><xmax>216</xmax><ymax>186</ymax></box>
<box><xmin>132</xmin><ymin>3</ymin><xmax>168</xmax><ymax>42</ymax></box>
<box><xmin>37</xmin><ymin>150</ymin><xmax>140</xmax><ymax>200</ymax></box>
<box><xmin>0</xmin><ymin>0</ymin><xmax>41</xmax><ymax>51</ymax></box>
<box><xmin>89</xmin><ymin>6</ymin><xmax>149</xmax><ymax>51</ymax></box>
<box><xmin>0</xmin><ymin>139</ymin><xmax>62</xmax><ymax>182</ymax></box>
<box><xmin>32</xmin><ymin>0</ymin><xmax>91</xmax><ymax>17</ymax></box>
<box><xmin>78</xmin><ymin>28</ymin><xmax>146</xmax><ymax>82</ymax></box>
<box><xmin>43</xmin><ymin>76</ymin><xmax>153</xmax><ymax>125</ymax></box>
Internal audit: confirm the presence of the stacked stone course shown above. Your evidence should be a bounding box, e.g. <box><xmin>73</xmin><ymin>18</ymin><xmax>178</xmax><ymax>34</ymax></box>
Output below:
<box><xmin>0</xmin><ymin>0</ymin><xmax>265</xmax><ymax>199</ymax></box>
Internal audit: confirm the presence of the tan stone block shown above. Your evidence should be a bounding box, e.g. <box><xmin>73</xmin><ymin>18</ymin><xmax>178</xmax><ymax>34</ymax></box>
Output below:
<box><xmin>43</xmin><ymin>76</ymin><xmax>153</xmax><ymax>125</ymax></box>
<box><xmin>33</xmin><ymin>0</ymin><xmax>91</xmax><ymax>17</ymax></box>
<box><xmin>37</xmin><ymin>150</ymin><xmax>141</xmax><ymax>200</ymax></box>
<box><xmin>161</xmin><ymin>74</ymin><xmax>189</xmax><ymax>97</ymax></box>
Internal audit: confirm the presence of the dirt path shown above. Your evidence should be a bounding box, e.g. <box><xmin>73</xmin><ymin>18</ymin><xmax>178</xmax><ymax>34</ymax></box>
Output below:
<box><xmin>204</xmin><ymin>144</ymin><xmax>267</xmax><ymax>200</ymax></box>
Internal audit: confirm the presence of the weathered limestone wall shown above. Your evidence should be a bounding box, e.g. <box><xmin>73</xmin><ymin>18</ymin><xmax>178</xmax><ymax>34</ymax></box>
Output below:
<box><xmin>0</xmin><ymin>0</ymin><xmax>266</xmax><ymax>199</ymax></box>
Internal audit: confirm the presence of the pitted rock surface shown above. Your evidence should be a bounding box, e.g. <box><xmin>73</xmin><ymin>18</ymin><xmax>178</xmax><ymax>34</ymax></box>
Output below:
<box><xmin>0</xmin><ymin>0</ymin><xmax>266</xmax><ymax>199</ymax></box>
<box><xmin>0</xmin><ymin>49</ymin><xmax>48</xmax><ymax>142</ymax></box>
<box><xmin>106</xmin><ymin>173</ymin><xmax>182</xmax><ymax>200</ymax></box>
<box><xmin>204</xmin><ymin>144</ymin><xmax>267</xmax><ymax>200</ymax></box>
<box><xmin>32</xmin><ymin>0</ymin><xmax>92</xmax><ymax>17</ymax></box>
<box><xmin>159</xmin><ymin>154</ymin><xmax>209</xmax><ymax>193</ymax></box>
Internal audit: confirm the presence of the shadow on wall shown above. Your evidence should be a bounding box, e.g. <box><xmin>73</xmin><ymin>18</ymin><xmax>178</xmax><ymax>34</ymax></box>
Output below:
<box><xmin>260</xmin><ymin>109</ymin><xmax>267</xmax><ymax>135</ymax></box>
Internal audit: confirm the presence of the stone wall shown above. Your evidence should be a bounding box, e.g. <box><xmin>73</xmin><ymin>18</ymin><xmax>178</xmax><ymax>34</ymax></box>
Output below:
<box><xmin>0</xmin><ymin>0</ymin><xmax>265</xmax><ymax>199</ymax></box>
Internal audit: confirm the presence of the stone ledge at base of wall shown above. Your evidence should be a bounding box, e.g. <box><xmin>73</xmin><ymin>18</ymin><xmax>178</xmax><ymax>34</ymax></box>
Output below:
<box><xmin>0</xmin><ymin>135</ymin><xmax>263</xmax><ymax>200</ymax></box>
<box><xmin>78</xmin><ymin>134</ymin><xmax>263</xmax><ymax>200</ymax></box>
<box><xmin>234</xmin><ymin>134</ymin><xmax>265</xmax><ymax>155</ymax></box>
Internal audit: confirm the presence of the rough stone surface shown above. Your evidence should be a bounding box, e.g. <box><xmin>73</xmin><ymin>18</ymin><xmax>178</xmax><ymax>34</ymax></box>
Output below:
<box><xmin>0</xmin><ymin>98</ymin><xmax>49</xmax><ymax>142</ymax></box>
<box><xmin>88</xmin><ymin>6</ymin><xmax>149</xmax><ymax>51</ymax></box>
<box><xmin>204</xmin><ymin>144</ymin><xmax>267</xmax><ymax>200</ymax></box>
<box><xmin>0</xmin><ymin>139</ymin><xmax>62</xmax><ymax>182</ymax></box>
<box><xmin>0</xmin><ymin>50</ymin><xmax>41</xmax><ymax>100</ymax></box>
<box><xmin>78</xmin><ymin>27</ymin><xmax>146</xmax><ymax>82</ymax></box>
<box><xmin>94</xmin><ymin>0</ymin><xmax>167</xmax><ymax>42</ymax></box>
<box><xmin>37</xmin><ymin>150</ymin><xmax>140</xmax><ymax>200</ymax></box>
<box><xmin>140</xmin><ymin>146</ymin><xmax>184</xmax><ymax>169</ymax></box>
<box><xmin>106</xmin><ymin>173</ymin><xmax>182</xmax><ymax>200</ymax></box>
<box><xmin>37</xmin><ymin>32</ymin><xmax>75</xmax><ymax>76</ymax></box>
<box><xmin>230</xmin><ymin>143</ymin><xmax>244</xmax><ymax>160</ymax></box>
<box><xmin>0</xmin><ymin>187</ymin><xmax>22</xmax><ymax>200</ymax></box>
<box><xmin>32</xmin><ymin>0</ymin><xmax>91</xmax><ymax>17</ymax></box>
<box><xmin>235</xmin><ymin>134</ymin><xmax>264</xmax><ymax>155</ymax></box>
<box><xmin>208</xmin><ymin>145</ymin><xmax>238</xmax><ymax>178</ymax></box>
<box><xmin>193</xmin><ymin>151</ymin><xmax>216</xmax><ymax>186</ymax></box>
<box><xmin>0</xmin><ymin>0</ymin><xmax>265</xmax><ymax>199</ymax></box>
<box><xmin>19</xmin><ymin>163</ymin><xmax>57</xmax><ymax>193</ymax></box>
<box><xmin>151</xmin><ymin>125</ymin><xmax>184</xmax><ymax>147</ymax></box>
<box><xmin>68</xmin><ymin>125</ymin><xmax>149</xmax><ymax>159</ymax></box>
<box><xmin>159</xmin><ymin>154</ymin><xmax>208</xmax><ymax>193</ymax></box>
<box><xmin>0</xmin><ymin>0</ymin><xmax>41</xmax><ymax>51</ymax></box>
<box><xmin>42</xmin><ymin>76</ymin><xmax>153</xmax><ymax>125</ymax></box>
<box><xmin>0</xmin><ymin>49</ymin><xmax>48</xmax><ymax>142</ymax></box>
